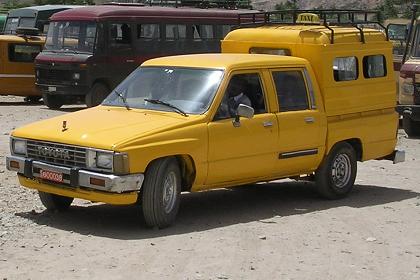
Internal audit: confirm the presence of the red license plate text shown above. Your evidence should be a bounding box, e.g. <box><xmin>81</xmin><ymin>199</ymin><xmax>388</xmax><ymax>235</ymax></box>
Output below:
<box><xmin>40</xmin><ymin>170</ymin><xmax>63</xmax><ymax>183</ymax></box>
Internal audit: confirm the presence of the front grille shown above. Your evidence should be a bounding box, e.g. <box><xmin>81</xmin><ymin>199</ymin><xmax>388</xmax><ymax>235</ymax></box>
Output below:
<box><xmin>38</xmin><ymin>68</ymin><xmax>72</xmax><ymax>83</ymax></box>
<box><xmin>27</xmin><ymin>140</ymin><xmax>87</xmax><ymax>168</ymax></box>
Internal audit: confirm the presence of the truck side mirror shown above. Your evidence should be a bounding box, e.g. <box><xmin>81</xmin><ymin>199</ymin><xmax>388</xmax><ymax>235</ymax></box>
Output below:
<box><xmin>387</xmin><ymin>23</ymin><xmax>408</xmax><ymax>41</ymax></box>
<box><xmin>233</xmin><ymin>104</ymin><xmax>254</xmax><ymax>127</ymax></box>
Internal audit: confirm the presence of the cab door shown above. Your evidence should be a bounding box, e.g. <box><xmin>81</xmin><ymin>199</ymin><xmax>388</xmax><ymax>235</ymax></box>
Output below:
<box><xmin>270</xmin><ymin>68</ymin><xmax>326</xmax><ymax>176</ymax></box>
<box><xmin>206</xmin><ymin>71</ymin><xmax>278</xmax><ymax>186</ymax></box>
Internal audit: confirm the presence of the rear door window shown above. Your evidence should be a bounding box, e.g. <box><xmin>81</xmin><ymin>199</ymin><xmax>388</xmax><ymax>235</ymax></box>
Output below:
<box><xmin>272</xmin><ymin>70</ymin><xmax>309</xmax><ymax>112</ymax></box>
<box><xmin>363</xmin><ymin>55</ymin><xmax>387</xmax><ymax>78</ymax></box>
<box><xmin>333</xmin><ymin>56</ymin><xmax>358</xmax><ymax>81</ymax></box>
<box><xmin>109</xmin><ymin>23</ymin><xmax>132</xmax><ymax>46</ymax></box>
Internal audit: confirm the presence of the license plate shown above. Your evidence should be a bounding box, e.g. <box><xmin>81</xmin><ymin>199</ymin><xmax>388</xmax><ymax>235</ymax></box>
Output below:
<box><xmin>40</xmin><ymin>169</ymin><xmax>63</xmax><ymax>183</ymax></box>
<box><xmin>48</xmin><ymin>86</ymin><xmax>56</xmax><ymax>92</ymax></box>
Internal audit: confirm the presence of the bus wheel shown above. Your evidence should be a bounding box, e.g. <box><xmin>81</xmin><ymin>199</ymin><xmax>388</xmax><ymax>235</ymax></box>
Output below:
<box><xmin>142</xmin><ymin>157</ymin><xmax>181</xmax><ymax>229</ymax></box>
<box><xmin>402</xmin><ymin>116</ymin><xmax>420</xmax><ymax>137</ymax></box>
<box><xmin>86</xmin><ymin>83</ymin><xmax>109</xmax><ymax>107</ymax></box>
<box><xmin>315</xmin><ymin>142</ymin><xmax>357</xmax><ymax>199</ymax></box>
<box><xmin>42</xmin><ymin>93</ymin><xmax>64</xmax><ymax>109</ymax></box>
<box><xmin>38</xmin><ymin>191</ymin><xmax>73</xmax><ymax>211</ymax></box>
<box><xmin>24</xmin><ymin>96</ymin><xmax>41</xmax><ymax>103</ymax></box>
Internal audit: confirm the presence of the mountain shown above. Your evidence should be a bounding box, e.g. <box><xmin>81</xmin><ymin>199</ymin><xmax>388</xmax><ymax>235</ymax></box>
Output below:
<box><xmin>251</xmin><ymin>0</ymin><xmax>383</xmax><ymax>11</ymax></box>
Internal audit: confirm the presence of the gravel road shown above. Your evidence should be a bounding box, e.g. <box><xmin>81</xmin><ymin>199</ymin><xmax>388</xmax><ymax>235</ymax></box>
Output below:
<box><xmin>1</xmin><ymin>96</ymin><xmax>419</xmax><ymax>279</ymax></box>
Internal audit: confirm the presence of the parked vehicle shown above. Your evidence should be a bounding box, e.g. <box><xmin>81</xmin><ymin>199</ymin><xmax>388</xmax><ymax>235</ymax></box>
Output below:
<box><xmin>0</xmin><ymin>30</ymin><xmax>44</xmax><ymax>101</ymax></box>
<box><xmin>389</xmin><ymin>4</ymin><xmax>420</xmax><ymax>136</ymax></box>
<box><xmin>0</xmin><ymin>14</ymin><xmax>6</xmax><ymax>31</ymax></box>
<box><xmin>0</xmin><ymin>6</ymin><xmax>81</xmax><ymax>101</ymax></box>
<box><xmin>34</xmin><ymin>3</ymin><xmax>258</xmax><ymax>109</ymax></box>
<box><xmin>6</xmin><ymin>11</ymin><xmax>404</xmax><ymax>228</ymax></box>
<box><xmin>3</xmin><ymin>5</ymin><xmax>79</xmax><ymax>35</ymax></box>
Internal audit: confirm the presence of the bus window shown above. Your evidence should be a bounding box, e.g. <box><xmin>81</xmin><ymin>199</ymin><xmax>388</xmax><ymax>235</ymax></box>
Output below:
<box><xmin>166</xmin><ymin>24</ymin><xmax>187</xmax><ymax>40</ymax></box>
<box><xmin>19</xmin><ymin>17</ymin><xmax>35</xmax><ymax>28</ymax></box>
<box><xmin>215</xmin><ymin>24</ymin><xmax>232</xmax><ymax>39</ymax></box>
<box><xmin>109</xmin><ymin>23</ymin><xmax>132</xmax><ymax>46</ymax></box>
<box><xmin>137</xmin><ymin>24</ymin><xmax>160</xmax><ymax>40</ymax></box>
<box><xmin>193</xmin><ymin>25</ymin><xmax>214</xmax><ymax>41</ymax></box>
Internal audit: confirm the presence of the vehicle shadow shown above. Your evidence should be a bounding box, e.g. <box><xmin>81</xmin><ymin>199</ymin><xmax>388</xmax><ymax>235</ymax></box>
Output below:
<box><xmin>0</xmin><ymin>101</ymin><xmax>43</xmax><ymax>106</ymax></box>
<box><xmin>16</xmin><ymin>181</ymin><xmax>419</xmax><ymax>240</ymax></box>
<box><xmin>40</xmin><ymin>106</ymin><xmax>86</xmax><ymax>112</ymax></box>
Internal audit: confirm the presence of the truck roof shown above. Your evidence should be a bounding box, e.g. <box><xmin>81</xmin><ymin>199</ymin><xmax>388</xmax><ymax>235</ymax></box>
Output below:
<box><xmin>51</xmin><ymin>5</ymin><xmax>257</xmax><ymax>21</ymax></box>
<box><xmin>224</xmin><ymin>25</ymin><xmax>387</xmax><ymax>44</ymax></box>
<box><xmin>142</xmin><ymin>53</ymin><xmax>309</xmax><ymax>70</ymax></box>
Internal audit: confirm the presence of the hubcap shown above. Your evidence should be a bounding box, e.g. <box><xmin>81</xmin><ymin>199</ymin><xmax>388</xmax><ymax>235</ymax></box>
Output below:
<box><xmin>331</xmin><ymin>153</ymin><xmax>351</xmax><ymax>188</ymax></box>
<box><xmin>162</xmin><ymin>171</ymin><xmax>177</xmax><ymax>214</ymax></box>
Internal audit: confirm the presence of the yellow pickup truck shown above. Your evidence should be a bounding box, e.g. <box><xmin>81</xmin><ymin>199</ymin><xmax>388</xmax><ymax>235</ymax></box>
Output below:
<box><xmin>6</xmin><ymin>12</ymin><xmax>404</xmax><ymax>228</ymax></box>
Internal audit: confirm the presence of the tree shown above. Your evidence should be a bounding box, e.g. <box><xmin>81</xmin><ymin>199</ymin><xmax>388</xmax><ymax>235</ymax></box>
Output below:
<box><xmin>379</xmin><ymin>0</ymin><xmax>398</xmax><ymax>19</ymax></box>
<box><xmin>275</xmin><ymin>0</ymin><xmax>298</xmax><ymax>10</ymax></box>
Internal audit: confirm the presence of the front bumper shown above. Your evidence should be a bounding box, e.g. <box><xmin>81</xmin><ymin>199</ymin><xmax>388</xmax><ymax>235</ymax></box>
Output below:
<box><xmin>36</xmin><ymin>83</ymin><xmax>90</xmax><ymax>96</ymax></box>
<box><xmin>6</xmin><ymin>155</ymin><xmax>144</xmax><ymax>203</ymax></box>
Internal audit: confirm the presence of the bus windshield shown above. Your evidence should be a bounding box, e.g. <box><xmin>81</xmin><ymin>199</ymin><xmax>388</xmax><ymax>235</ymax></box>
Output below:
<box><xmin>45</xmin><ymin>21</ymin><xmax>97</xmax><ymax>54</ymax></box>
<box><xmin>103</xmin><ymin>67</ymin><xmax>224</xmax><ymax>115</ymax></box>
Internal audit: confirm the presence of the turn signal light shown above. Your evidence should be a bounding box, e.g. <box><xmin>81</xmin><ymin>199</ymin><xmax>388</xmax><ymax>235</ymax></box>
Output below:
<box><xmin>10</xmin><ymin>161</ymin><xmax>20</xmax><ymax>169</ymax></box>
<box><xmin>90</xmin><ymin>177</ymin><xmax>105</xmax><ymax>187</ymax></box>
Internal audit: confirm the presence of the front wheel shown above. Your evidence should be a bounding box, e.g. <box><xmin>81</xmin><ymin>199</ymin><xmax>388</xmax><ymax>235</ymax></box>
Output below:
<box><xmin>38</xmin><ymin>191</ymin><xmax>73</xmax><ymax>211</ymax></box>
<box><xmin>141</xmin><ymin>157</ymin><xmax>181</xmax><ymax>229</ymax></box>
<box><xmin>85</xmin><ymin>83</ymin><xmax>109</xmax><ymax>107</ymax></box>
<box><xmin>315</xmin><ymin>143</ymin><xmax>357</xmax><ymax>199</ymax></box>
<box><xmin>42</xmin><ymin>93</ymin><xmax>64</xmax><ymax>109</ymax></box>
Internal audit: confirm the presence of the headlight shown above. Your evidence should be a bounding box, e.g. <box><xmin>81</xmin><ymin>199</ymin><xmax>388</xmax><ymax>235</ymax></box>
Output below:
<box><xmin>11</xmin><ymin>138</ymin><xmax>27</xmax><ymax>155</ymax></box>
<box><xmin>96</xmin><ymin>152</ymin><xmax>113</xmax><ymax>169</ymax></box>
<box><xmin>400</xmin><ymin>76</ymin><xmax>414</xmax><ymax>96</ymax></box>
<box><xmin>86</xmin><ymin>149</ymin><xmax>128</xmax><ymax>174</ymax></box>
<box><xmin>73</xmin><ymin>73</ymin><xmax>80</xmax><ymax>80</ymax></box>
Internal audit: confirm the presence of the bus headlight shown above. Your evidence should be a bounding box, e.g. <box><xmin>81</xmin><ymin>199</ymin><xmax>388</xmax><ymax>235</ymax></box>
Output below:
<box><xmin>400</xmin><ymin>78</ymin><xmax>414</xmax><ymax>95</ymax></box>
<box><xmin>73</xmin><ymin>73</ymin><xmax>80</xmax><ymax>80</ymax></box>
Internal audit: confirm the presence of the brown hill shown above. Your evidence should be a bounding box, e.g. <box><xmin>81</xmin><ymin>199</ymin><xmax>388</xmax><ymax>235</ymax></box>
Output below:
<box><xmin>252</xmin><ymin>0</ymin><xmax>383</xmax><ymax>11</ymax></box>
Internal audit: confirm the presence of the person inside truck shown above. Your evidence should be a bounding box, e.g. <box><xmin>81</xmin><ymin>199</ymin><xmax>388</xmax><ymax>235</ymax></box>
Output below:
<box><xmin>215</xmin><ymin>75</ymin><xmax>252</xmax><ymax>119</ymax></box>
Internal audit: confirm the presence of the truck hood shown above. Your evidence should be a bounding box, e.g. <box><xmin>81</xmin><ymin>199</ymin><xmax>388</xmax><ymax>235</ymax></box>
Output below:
<box><xmin>12</xmin><ymin>106</ymin><xmax>204</xmax><ymax>150</ymax></box>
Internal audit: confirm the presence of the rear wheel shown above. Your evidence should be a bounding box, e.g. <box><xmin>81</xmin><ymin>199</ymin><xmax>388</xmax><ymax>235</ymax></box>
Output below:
<box><xmin>24</xmin><ymin>96</ymin><xmax>41</xmax><ymax>103</ymax></box>
<box><xmin>142</xmin><ymin>157</ymin><xmax>181</xmax><ymax>229</ymax></box>
<box><xmin>402</xmin><ymin>116</ymin><xmax>420</xmax><ymax>137</ymax></box>
<box><xmin>85</xmin><ymin>83</ymin><xmax>109</xmax><ymax>107</ymax></box>
<box><xmin>42</xmin><ymin>93</ymin><xmax>64</xmax><ymax>109</ymax></box>
<box><xmin>38</xmin><ymin>191</ymin><xmax>73</xmax><ymax>211</ymax></box>
<box><xmin>315</xmin><ymin>142</ymin><xmax>357</xmax><ymax>199</ymax></box>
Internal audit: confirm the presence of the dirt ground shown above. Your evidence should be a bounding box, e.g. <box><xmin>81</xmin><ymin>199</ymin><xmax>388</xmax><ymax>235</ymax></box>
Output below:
<box><xmin>0</xmin><ymin>95</ymin><xmax>419</xmax><ymax>280</ymax></box>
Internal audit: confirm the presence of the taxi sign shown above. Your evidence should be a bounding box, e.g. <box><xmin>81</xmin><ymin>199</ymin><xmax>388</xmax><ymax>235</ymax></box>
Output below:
<box><xmin>296</xmin><ymin>13</ymin><xmax>320</xmax><ymax>24</ymax></box>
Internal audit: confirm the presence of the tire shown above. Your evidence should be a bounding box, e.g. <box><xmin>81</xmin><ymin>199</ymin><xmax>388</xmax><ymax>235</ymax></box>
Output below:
<box><xmin>315</xmin><ymin>142</ymin><xmax>357</xmax><ymax>199</ymax></box>
<box><xmin>42</xmin><ymin>93</ymin><xmax>64</xmax><ymax>109</ymax></box>
<box><xmin>24</xmin><ymin>96</ymin><xmax>41</xmax><ymax>103</ymax></box>
<box><xmin>85</xmin><ymin>83</ymin><xmax>109</xmax><ymax>107</ymax></box>
<box><xmin>402</xmin><ymin>116</ymin><xmax>420</xmax><ymax>137</ymax></box>
<box><xmin>38</xmin><ymin>191</ymin><xmax>73</xmax><ymax>211</ymax></box>
<box><xmin>142</xmin><ymin>157</ymin><xmax>182</xmax><ymax>229</ymax></box>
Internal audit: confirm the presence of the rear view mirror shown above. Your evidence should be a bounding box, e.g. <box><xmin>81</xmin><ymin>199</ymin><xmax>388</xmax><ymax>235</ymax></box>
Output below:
<box><xmin>233</xmin><ymin>104</ymin><xmax>254</xmax><ymax>127</ymax></box>
<box><xmin>387</xmin><ymin>23</ymin><xmax>408</xmax><ymax>41</ymax></box>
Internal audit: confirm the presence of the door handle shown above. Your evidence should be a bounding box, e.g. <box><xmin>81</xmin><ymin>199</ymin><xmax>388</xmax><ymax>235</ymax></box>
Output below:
<box><xmin>126</xmin><ymin>59</ymin><xmax>135</xmax><ymax>63</ymax></box>
<box><xmin>263</xmin><ymin>121</ymin><xmax>273</xmax><ymax>127</ymax></box>
<box><xmin>304</xmin><ymin>117</ymin><xmax>315</xmax><ymax>123</ymax></box>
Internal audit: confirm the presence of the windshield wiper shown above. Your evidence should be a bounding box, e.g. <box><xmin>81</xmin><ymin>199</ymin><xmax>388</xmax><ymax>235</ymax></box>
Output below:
<box><xmin>114</xmin><ymin>90</ymin><xmax>130</xmax><ymax>110</ymax></box>
<box><xmin>144</xmin><ymin>99</ymin><xmax>188</xmax><ymax>117</ymax></box>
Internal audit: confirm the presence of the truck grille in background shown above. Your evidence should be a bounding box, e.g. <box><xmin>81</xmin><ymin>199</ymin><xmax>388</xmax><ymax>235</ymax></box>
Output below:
<box><xmin>27</xmin><ymin>140</ymin><xmax>87</xmax><ymax>168</ymax></box>
<box><xmin>38</xmin><ymin>69</ymin><xmax>72</xmax><ymax>83</ymax></box>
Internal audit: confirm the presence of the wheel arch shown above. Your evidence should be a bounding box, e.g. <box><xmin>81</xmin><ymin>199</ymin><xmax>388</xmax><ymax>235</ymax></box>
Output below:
<box><xmin>327</xmin><ymin>138</ymin><xmax>363</xmax><ymax>161</ymax></box>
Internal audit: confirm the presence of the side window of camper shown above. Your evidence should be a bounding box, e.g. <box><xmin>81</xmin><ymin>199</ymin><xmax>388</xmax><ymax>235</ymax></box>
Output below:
<box><xmin>333</xmin><ymin>56</ymin><xmax>358</xmax><ymax>81</ymax></box>
<box><xmin>165</xmin><ymin>24</ymin><xmax>187</xmax><ymax>40</ymax></box>
<box><xmin>363</xmin><ymin>55</ymin><xmax>387</xmax><ymax>78</ymax></box>
<box><xmin>137</xmin><ymin>24</ymin><xmax>160</xmax><ymax>40</ymax></box>
<box><xmin>109</xmin><ymin>23</ymin><xmax>132</xmax><ymax>46</ymax></box>
<box><xmin>8</xmin><ymin>44</ymin><xmax>41</xmax><ymax>62</ymax></box>
<box><xmin>272</xmin><ymin>70</ymin><xmax>309</xmax><ymax>112</ymax></box>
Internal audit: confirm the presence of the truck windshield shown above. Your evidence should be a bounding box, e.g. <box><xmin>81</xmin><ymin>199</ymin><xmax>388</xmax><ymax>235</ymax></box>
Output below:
<box><xmin>103</xmin><ymin>67</ymin><xmax>224</xmax><ymax>115</ymax></box>
<box><xmin>45</xmin><ymin>21</ymin><xmax>97</xmax><ymax>54</ymax></box>
<box><xmin>4</xmin><ymin>17</ymin><xmax>35</xmax><ymax>34</ymax></box>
